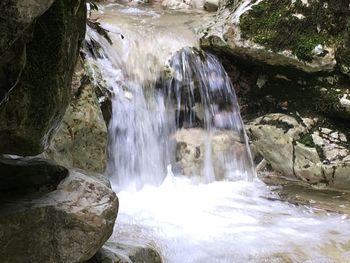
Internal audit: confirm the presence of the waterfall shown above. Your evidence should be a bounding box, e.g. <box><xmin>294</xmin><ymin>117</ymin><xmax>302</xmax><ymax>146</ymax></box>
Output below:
<box><xmin>165</xmin><ymin>48</ymin><xmax>255</xmax><ymax>182</ymax></box>
<box><xmin>84</xmin><ymin>4</ymin><xmax>350</xmax><ymax>263</ymax></box>
<box><xmin>86</xmin><ymin>23</ymin><xmax>254</xmax><ymax>190</ymax></box>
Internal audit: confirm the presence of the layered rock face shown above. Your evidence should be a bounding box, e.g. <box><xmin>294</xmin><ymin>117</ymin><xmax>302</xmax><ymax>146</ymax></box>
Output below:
<box><xmin>0</xmin><ymin>0</ymin><xmax>87</xmax><ymax>155</ymax></box>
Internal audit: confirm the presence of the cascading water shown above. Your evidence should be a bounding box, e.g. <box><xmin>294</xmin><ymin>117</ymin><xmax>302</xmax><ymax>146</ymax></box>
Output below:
<box><xmin>86</xmin><ymin>3</ymin><xmax>350</xmax><ymax>262</ymax></box>
<box><xmin>165</xmin><ymin>48</ymin><xmax>255</xmax><ymax>182</ymax></box>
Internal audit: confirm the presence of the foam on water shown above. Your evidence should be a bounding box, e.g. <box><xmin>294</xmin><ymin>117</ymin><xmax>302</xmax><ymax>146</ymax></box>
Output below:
<box><xmin>112</xmin><ymin>175</ymin><xmax>350</xmax><ymax>262</ymax></box>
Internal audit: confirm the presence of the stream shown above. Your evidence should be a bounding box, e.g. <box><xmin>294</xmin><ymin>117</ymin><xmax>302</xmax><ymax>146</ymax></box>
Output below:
<box><xmin>87</xmin><ymin>2</ymin><xmax>350</xmax><ymax>262</ymax></box>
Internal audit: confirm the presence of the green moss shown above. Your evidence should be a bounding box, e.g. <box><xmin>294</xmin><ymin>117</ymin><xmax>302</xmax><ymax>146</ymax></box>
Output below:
<box><xmin>240</xmin><ymin>0</ymin><xmax>348</xmax><ymax>62</ymax></box>
<box><xmin>336</xmin><ymin>19</ymin><xmax>350</xmax><ymax>74</ymax></box>
<box><xmin>298</xmin><ymin>134</ymin><xmax>315</xmax><ymax>148</ymax></box>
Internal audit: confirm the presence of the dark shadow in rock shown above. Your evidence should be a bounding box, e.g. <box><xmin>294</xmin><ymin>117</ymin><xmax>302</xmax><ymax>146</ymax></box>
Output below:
<box><xmin>0</xmin><ymin>156</ymin><xmax>68</xmax><ymax>197</ymax></box>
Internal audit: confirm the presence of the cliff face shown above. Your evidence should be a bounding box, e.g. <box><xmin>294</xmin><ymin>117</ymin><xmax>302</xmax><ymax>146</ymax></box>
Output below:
<box><xmin>0</xmin><ymin>0</ymin><xmax>87</xmax><ymax>155</ymax></box>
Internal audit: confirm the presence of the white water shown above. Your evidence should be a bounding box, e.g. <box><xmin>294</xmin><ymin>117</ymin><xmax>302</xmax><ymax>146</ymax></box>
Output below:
<box><xmin>87</xmin><ymin>3</ymin><xmax>350</xmax><ymax>262</ymax></box>
<box><xmin>113</xmin><ymin>177</ymin><xmax>350</xmax><ymax>262</ymax></box>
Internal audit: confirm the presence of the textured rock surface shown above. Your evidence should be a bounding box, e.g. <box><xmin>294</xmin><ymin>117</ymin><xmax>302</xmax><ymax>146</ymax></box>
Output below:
<box><xmin>247</xmin><ymin>113</ymin><xmax>350</xmax><ymax>188</ymax></box>
<box><xmin>248</xmin><ymin>113</ymin><xmax>307</xmax><ymax>177</ymax></box>
<box><xmin>199</xmin><ymin>1</ymin><xmax>350</xmax><ymax>123</ymax></box>
<box><xmin>0</xmin><ymin>0</ymin><xmax>86</xmax><ymax>155</ymax></box>
<box><xmin>262</xmin><ymin>174</ymin><xmax>350</xmax><ymax>215</ymax></box>
<box><xmin>0</xmin><ymin>0</ymin><xmax>56</xmax><ymax>55</ymax></box>
<box><xmin>0</xmin><ymin>169</ymin><xmax>118</xmax><ymax>263</ymax></box>
<box><xmin>204</xmin><ymin>0</ymin><xmax>219</xmax><ymax>11</ymax></box>
<box><xmin>45</xmin><ymin>59</ymin><xmax>108</xmax><ymax>173</ymax></box>
<box><xmin>88</xmin><ymin>241</ymin><xmax>163</xmax><ymax>263</ymax></box>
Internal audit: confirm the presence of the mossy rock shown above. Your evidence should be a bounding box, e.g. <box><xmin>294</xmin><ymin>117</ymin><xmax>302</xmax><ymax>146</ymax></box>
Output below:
<box><xmin>0</xmin><ymin>0</ymin><xmax>86</xmax><ymax>155</ymax></box>
<box><xmin>201</xmin><ymin>0</ymin><xmax>350</xmax><ymax>73</ymax></box>
<box><xmin>239</xmin><ymin>0</ymin><xmax>349</xmax><ymax>63</ymax></box>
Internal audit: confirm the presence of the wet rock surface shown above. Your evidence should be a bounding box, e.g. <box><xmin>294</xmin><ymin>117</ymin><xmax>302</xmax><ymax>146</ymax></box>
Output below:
<box><xmin>248</xmin><ymin>113</ymin><xmax>350</xmax><ymax>190</ymax></box>
<box><xmin>0</xmin><ymin>168</ymin><xmax>118</xmax><ymax>263</ymax></box>
<box><xmin>0</xmin><ymin>0</ymin><xmax>56</xmax><ymax>55</ymax></box>
<box><xmin>199</xmin><ymin>0</ymin><xmax>350</xmax><ymax>123</ymax></box>
<box><xmin>0</xmin><ymin>0</ymin><xmax>86</xmax><ymax>155</ymax></box>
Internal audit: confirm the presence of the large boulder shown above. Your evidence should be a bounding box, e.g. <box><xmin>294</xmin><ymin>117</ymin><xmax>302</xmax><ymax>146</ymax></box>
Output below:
<box><xmin>247</xmin><ymin>113</ymin><xmax>350</xmax><ymax>189</ymax></box>
<box><xmin>45</xmin><ymin>58</ymin><xmax>108</xmax><ymax>173</ymax></box>
<box><xmin>0</xmin><ymin>158</ymin><xmax>118</xmax><ymax>263</ymax></box>
<box><xmin>0</xmin><ymin>0</ymin><xmax>86</xmax><ymax>155</ymax></box>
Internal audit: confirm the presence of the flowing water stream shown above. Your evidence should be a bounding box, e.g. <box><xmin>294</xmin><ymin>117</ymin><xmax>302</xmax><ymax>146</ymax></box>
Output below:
<box><xmin>87</xmin><ymin>3</ymin><xmax>350</xmax><ymax>262</ymax></box>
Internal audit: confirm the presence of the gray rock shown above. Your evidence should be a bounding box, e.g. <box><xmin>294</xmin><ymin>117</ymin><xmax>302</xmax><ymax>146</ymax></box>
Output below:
<box><xmin>248</xmin><ymin>113</ymin><xmax>350</xmax><ymax>189</ymax></box>
<box><xmin>0</xmin><ymin>0</ymin><xmax>56</xmax><ymax>55</ymax></box>
<box><xmin>0</xmin><ymin>0</ymin><xmax>87</xmax><ymax>155</ymax></box>
<box><xmin>247</xmin><ymin>113</ymin><xmax>307</xmax><ymax>177</ymax></box>
<box><xmin>294</xmin><ymin>142</ymin><xmax>323</xmax><ymax>183</ymax></box>
<box><xmin>331</xmin><ymin>164</ymin><xmax>350</xmax><ymax>190</ymax></box>
<box><xmin>0</xmin><ymin>169</ymin><xmax>118</xmax><ymax>263</ymax></box>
